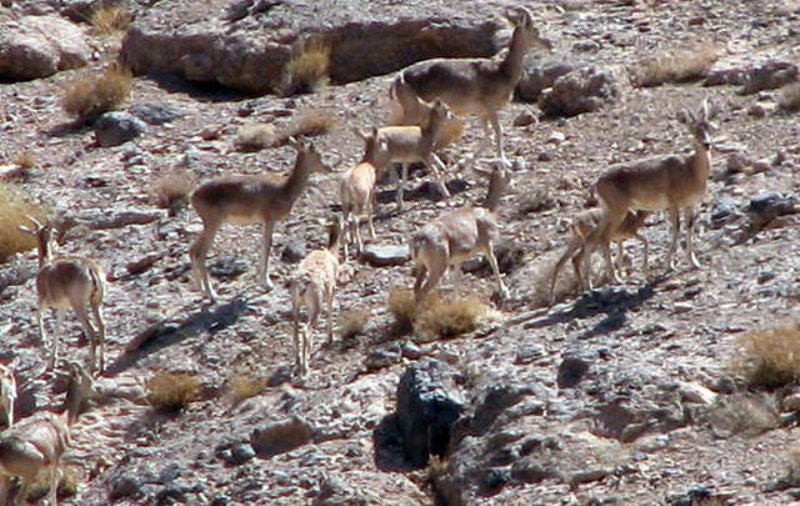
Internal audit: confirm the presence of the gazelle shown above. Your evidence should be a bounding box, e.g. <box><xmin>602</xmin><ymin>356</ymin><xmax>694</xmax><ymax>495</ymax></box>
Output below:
<box><xmin>289</xmin><ymin>216</ymin><xmax>342</xmax><ymax>376</ymax></box>
<box><xmin>18</xmin><ymin>216</ymin><xmax>106</xmax><ymax>374</ymax></box>
<box><xmin>549</xmin><ymin>208</ymin><xmax>650</xmax><ymax>305</ymax></box>
<box><xmin>586</xmin><ymin>100</ymin><xmax>718</xmax><ymax>284</ymax></box>
<box><xmin>372</xmin><ymin>99</ymin><xmax>453</xmax><ymax>209</ymax></box>
<box><xmin>189</xmin><ymin>139</ymin><xmax>330</xmax><ymax>302</ymax></box>
<box><xmin>0</xmin><ymin>361</ymin><xmax>90</xmax><ymax>506</ymax></box>
<box><xmin>410</xmin><ymin>163</ymin><xmax>511</xmax><ymax>306</ymax></box>
<box><xmin>395</xmin><ymin>7</ymin><xmax>551</xmax><ymax>167</ymax></box>
<box><xmin>340</xmin><ymin>128</ymin><xmax>386</xmax><ymax>259</ymax></box>
<box><xmin>0</xmin><ymin>363</ymin><xmax>16</xmax><ymax>429</ymax></box>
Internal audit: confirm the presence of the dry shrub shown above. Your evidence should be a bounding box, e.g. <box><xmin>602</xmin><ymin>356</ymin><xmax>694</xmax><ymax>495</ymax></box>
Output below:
<box><xmin>12</xmin><ymin>150</ymin><xmax>35</xmax><ymax>170</ymax></box>
<box><xmin>229</xmin><ymin>374</ymin><xmax>267</xmax><ymax>403</ymax></box>
<box><xmin>272</xmin><ymin>110</ymin><xmax>335</xmax><ymax>147</ymax></box>
<box><xmin>416</xmin><ymin>293</ymin><xmax>489</xmax><ymax>340</ymax></box>
<box><xmin>147</xmin><ymin>371</ymin><xmax>200</xmax><ymax>411</ymax></box>
<box><xmin>0</xmin><ymin>183</ymin><xmax>47</xmax><ymax>263</ymax></box>
<box><xmin>339</xmin><ymin>307</ymin><xmax>369</xmax><ymax>339</ymax></box>
<box><xmin>388</xmin><ymin>288</ymin><xmax>417</xmax><ymax>334</ymax></box>
<box><xmin>61</xmin><ymin>63</ymin><xmax>132</xmax><ymax>122</ymax></box>
<box><xmin>90</xmin><ymin>6</ymin><xmax>130</xmax><ymax>34</ymax></box>
<box><xmin>706</xmin><ymin>392</ymin><xmax>778</xmax><ymax>438</ymax></box>
<box><xmin>632</xmin><ymin>43</ymin><xmax>718</xmax><ymax>88</ymax></box>
<box><xmin>153</xmin><ymin>171</ymin><xmax>195</xmax><ymax>217</ymax></box>
<box><xmin>234</xmin><ymin>123</ymin><xmax>276</xmax><ymax>152</ymax></box>
<box><xmin>731</xmin><ymin>322</ymin><xmax>800</xmax><ymax>388</ymax></box>
<box><xmin>281</xmin><ymin>37</ymin><xmax>331</xmax><ymax>96</ymax></box>
<box><xmin>778</xmin><ymin>82</ymin><xmax>800</xmax><ymax>112</ymax></box>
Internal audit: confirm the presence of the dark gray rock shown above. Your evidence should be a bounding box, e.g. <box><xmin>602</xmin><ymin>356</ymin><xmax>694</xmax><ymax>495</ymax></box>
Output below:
<box><xmin>740</xmin><ymin>60</ymin><xmax>799</xmax><ymax>95</ymax></box>
<box><xmin>94</xmin><ymin>112</ymin><xmax>147</xmax><ymax>147</ymax></box>
<box><xmin>209</xmin><ymin>256</ymin><xmax>248</xmax><ymax>279</ymax></box>
<box><xmin>539</xmin><ymin>66</ymin><xmax>620</xmax><ymax>118</ymax></box>
<box><xmin>517</xmin><ymin>60</ymin><xmax>577</xmax><ymax>102</ymax></box>
<box><xmin>557</xmin><ymin>348</ymin><xmax>593</xmax><ymax>388</ymax></box>
<box><xmin>280</xmin><ymin>239</ymin><xmax>306</xmax><ymax>264</ymax></box>
<box><xmin>360</xmin><ymin>244</ymin><xmax>409</xmax><ymax>267</ymax></box>
<box><xmin>129</xmin><ymin>103</ymin><xmax>185</xmax><ymax>125</ymax></box>
<box><xmin>396</xmin><ymin>359</ymin><xmax>464</xmax><ymax>467</ymax></box>
<box><xmin>709</xmin><ymin>196</ymin><xmax>741</xmax><ymax>229</ymax></box>
<box><xmin>747</xmin><ymin>191</ymin><xmax>797</xmax><ymax>227</ymax></box>
<box><xmin>109</xmin><ymin>473</ymin><xmax>144</xmax><ymax>500</ymax></box>
<box><xmin>250</xmin><ymin>416</ymin><xmax>314</xmax><ymax>457</ymax></box>
<box><xmin>468</xmin><ymin>384</ymin><xmax>533</xmax><ymax>436</ymax></box>
<box><xmin>365</xmin><ymin>343</ymin><xmax>402</xmax><ymax>371</ymax></box>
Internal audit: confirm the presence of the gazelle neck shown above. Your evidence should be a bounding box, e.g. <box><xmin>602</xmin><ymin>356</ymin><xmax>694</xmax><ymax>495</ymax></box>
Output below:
<box><xmin>37</xmin><ymin>236</ymin><xmax>52</xmax><ymax>269</ymax></box>
<box><xmin>484</xmin><ymin>173</ymin><xmax>507</xmax><ymax>212</ymax></box>
<box><xmin>282</xmin><ymin>151</ymin><xmax>314</xmax><ymax>208</ymax></box>
<box><xmin>691</xmin><ymin>139</ymin><xmax>712</xmax><ymax>182</ymax></box>
<box><xmin>499</xmin><ymin>26</ymin><xmax>528</xmax><ymax>83</ymax></box>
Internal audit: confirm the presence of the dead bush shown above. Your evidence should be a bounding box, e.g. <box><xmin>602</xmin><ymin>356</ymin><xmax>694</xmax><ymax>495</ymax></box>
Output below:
<box><xmin>0</xmin><ymin>183</ymin><xmax>47</xmax><ymax>263</ymax></box>
<box><xmin>272</xmin><ymin>110</ymin><xmax>335</xmax><ymax>147</ymax></box>
<box><xmin>632</xmin><ymin>43</ymin><xmax>718</xmax><ymax>88</ymax></box>
<box><xmin>90</xmin><ymin>6</ymin><xmax>130</xmax><ymax>34</ymax></box>
<box><xmin>339</xmin><ymin>307</ymin><xmax>369</xmax><ymax>339</ymax></box>
<box><xmin>234</xmin><ymin>123</ymin><xmax>276</xmax><ymax>152</ymax></box>
<box><xmin>12</xmin><ymin>150</ymin><xmax>35</xmax><ymax>170</ymax></box>
<box><xmin>147</xmin><ymin>371</ymin><xmax>200</xmax><ymax>411</ymax></box>
<box><xmin>778</xmin><ymin>82</ymin><xmax>800</xmax><ymax>112</ymax></box>
<box><xmin>706</xmin><ymin>392</ymin><xmax>779</xmax><ymax>438</ymax></box>
<box><xmin>731</xmin><ymin>322</ymin><xmax>800</xmax><ymax>388</ymax></box>
<box><xmin>416</xmin><ymin>292</ymin><xmax>489</xmax><ymax>341</ymax></box>
<box><xmin>281</xmin><ymin>37</ymin><xmax>331</xmax><ymax>96</ymax></box>
<box><xmin>388</xmin><ymin>288</ymin><xmax>417</xmax><ymax>334</ymax></box>
<box><xmin>153</xmin><ymin>171</ymin><xmax>195</xmax><ymax>217</ymax></box>
<box><xmin>229</xmin><ymin>374</ymin><xmax>267</xmax><ymax>403</ymax></box>
<box><xmin>61</xmin><ymin>64</ymin><xmax>132</xmax><ymax>122</ymax></box>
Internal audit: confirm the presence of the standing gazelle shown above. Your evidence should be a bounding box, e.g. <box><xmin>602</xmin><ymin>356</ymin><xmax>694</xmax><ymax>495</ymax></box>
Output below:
<box><xmin>587</xmin><ymin>99</ymin><xmax>718</xmax><ymax>284</ymax></box>
<box><xmin>411</xmin><ymin>163</ymin><xmax>511</xmax><ymax>306</ymax></box>
<box><xmin>189</xmin><ymin>139</ymin><xmax>330</xmax><ymax>302</ymax></box>
<box><xmin>289</xmin><ymin>216</ymin><xmax>342</xmax><ymax>376</ymax></box>
<box><xmin>395</xmin><ymin>7</ymin><xmax>551</xmax><ymax>167</ymax></box>
<box><xmin>19</xmin><ymin>217</ymin><xmax>106</xmax><ymax>374</ymax></box>
<box><xmin>0</xmin><ymin>361</ymin><xmax>90</xmax><ymax>506</ymax></box>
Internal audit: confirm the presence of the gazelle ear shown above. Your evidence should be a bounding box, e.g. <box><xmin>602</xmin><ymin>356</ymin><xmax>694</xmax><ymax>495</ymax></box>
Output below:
<box><xmin>472</xmin><ymin>165</ymin><xmax>492</xmax><ymax>176</ymax></box>
<box><xmin>18</xmin><ymin>225</ymin><xmax>34</xmax><ymax>234</ymax></box>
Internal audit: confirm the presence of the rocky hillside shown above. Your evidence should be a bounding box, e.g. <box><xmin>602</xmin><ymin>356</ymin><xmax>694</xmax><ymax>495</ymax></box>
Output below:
<box><xmin>1</xmin><ymin>0</ymin><xmax>800</xmax><ymax>504</ymax></box>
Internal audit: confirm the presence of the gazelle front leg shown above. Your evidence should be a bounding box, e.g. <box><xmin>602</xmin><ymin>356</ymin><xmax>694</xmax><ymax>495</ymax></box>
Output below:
<box><xmin>326</xmin><ymin>287</ymin><xmax>335</xmax><ymax>345</ymax></box>
<box><xmin>665</xmin><ymin>208</ymin><xmax>681</xmax><ymax>271</ymax></box>
<box><xmin>488</xmin><ymin>111</ymin><xmax>510</xmax><ymax>168</ymax></box>
<box><xmin>486</xmin><ymin>242</ymin><xmax>509</xmax><ymax>300</ymax></box>
<box><xmin>684</xmin><ymin>206</ymin><xmax>701</xmax><ymax>268</ymax></box>
<box><xmin>49</xmin><ymin>308</ymin><xmax>65</xmax><ymax>370</ymax></box>
<box><xmin>259</xmin><ymin>221</ymin><xmax>276</xmax><ymax>291</ymax></box>
<box><xmin>427</xmin><ymin>153</ymin><xmax>451</xmax><ymax>198</ymax></box>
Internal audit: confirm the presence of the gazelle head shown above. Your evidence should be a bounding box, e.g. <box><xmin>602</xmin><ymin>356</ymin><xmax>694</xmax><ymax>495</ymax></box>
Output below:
<box><xmin>18</xmin><ymin>214</ymin><xmax>55</xmax><ymax>264</ymax></box>
<box><xmin>289</xmin><ymin>137</ymin><xmax>332</xmax><ymax>173</ymax></box>
<box><xmin>429</xmin><ymin>99</ymin><xmax>453</xmax><ymax>124</ymax></box>
<box><xmin>354</xmin><ymin>127</ymin><xmax>389</xmax><ymax>162</ymax></box>
<box><xmin>506</xmin><ymin>7</ymin><xmax>552</xmax><ymax>52</ymax></box>
<box><xmin>676</xmin><ymin>99</ymin><xmax>719</xmax><ymax>150</ymax></box>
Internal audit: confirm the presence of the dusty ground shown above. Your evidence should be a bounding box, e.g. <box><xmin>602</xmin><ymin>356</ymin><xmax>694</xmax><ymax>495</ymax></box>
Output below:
<box><xmin>1</xmin><ymin>0</ymin><xmax>800</xmax><ymax>505</ymax></box>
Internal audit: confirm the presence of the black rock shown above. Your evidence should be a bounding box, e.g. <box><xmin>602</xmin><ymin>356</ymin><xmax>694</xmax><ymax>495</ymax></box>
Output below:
<box><xmin>94</xmin><ymin>112</ymin><xmax>147</xmax><ymax>147</ymax></box>
<box><xmin>129</xmin><ymin>103</ymin><xmax>185</xmax><ymax>125</ymax></box>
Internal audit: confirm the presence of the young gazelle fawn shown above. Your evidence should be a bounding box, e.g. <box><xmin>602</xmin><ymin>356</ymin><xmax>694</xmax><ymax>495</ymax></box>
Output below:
<box><xmin>410</xmin><ymin>163</ymin><xmax>511</xmax><ymax>306</ymax></box>
<box><xmin>0</xmin><ymin>361</ymin><xmax>91</xmax><ymax>506</ymax></box>
<box><xmin>0</xmin><ymin>363</ymin><xmax>16</xmax><ymax>429</ymax></box>
<box><xmin>340</xmin><ymin>128</ymin><xmax>387</xmax><ymax>260</ymax></box>
<box><xmin>586</xmin><ymin>100</ymin><xmax>718</xmax><ymax>284</ymax></box>
<box><xmin>373</xmin><ymin>99</ymin><xmax>453</xmax><ymax>209</ymax></box>
<box><xmin>289</xmin><ymin>216</ymin><xmax>342</xmax><ymax>376</ymax></box>
<box><xmin>18</xmin><ymin>217</ymin><xmax>106</xmax><ymax>374</ymax></box>
<box><xmin>190</xmin><ymin>140</ymin><xmax>330</xmax><ymax>303</ymax></box>
<box><xmin>549</xmin><ymin>208</ymin><xmax>650</xmax><ymax>305</ymax></box>
<box><xmin>395</xmin><ymin>7</ymin><xmax>551</xmax><ymax>167</ymax></box>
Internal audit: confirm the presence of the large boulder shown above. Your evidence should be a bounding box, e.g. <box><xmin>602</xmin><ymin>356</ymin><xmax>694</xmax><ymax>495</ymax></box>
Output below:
<box><xmin>538</xmin><ymin>66</ymin><xmax>620</xmax><ymax>118</ymax></box>
<box><xmin>0</xmin><ymin>15</ymin><xmax>90</xmax><ymax>80</ymax></box>
<box><xmin>120</xmin><ymin>0</ymin><xmax>502</xmax><ymax>94</ymax></box>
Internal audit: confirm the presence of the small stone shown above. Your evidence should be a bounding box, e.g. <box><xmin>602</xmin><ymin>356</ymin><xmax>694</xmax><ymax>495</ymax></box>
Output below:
<box><xmin>365</xmin><ymin>344</ymin><xmax>402</xmax><ymax>371</ymax></box>
<box><xmin>783</xmin><ymin>393</ymin><xmax>800</xmax><ymax>412</ymax></box>
<box><xmin>280</xmin><ymin>240</ymin><xmax>306</xmax><ymax>264</ymax></box>
<box><xmin>94</xmin><ymin>112</ymin><xmax>147</xmax><ymax>147</ymax></box>
<box><xmin>513</xmin><ymin>110</ymin><xmax>537</xmax><ymax>127</ymax></box>
<box><xmin>547</xmin><ymin>131</ymin><xmax>566</xmax><ymax>144</ymax></box>
<box><xmin>360</xmin><ymin>244</ymin><xmax>409</xmax><ymax>267</ymax></box>
<box><xmin>748</xmin><ymin>103</ymin><xmax>767</xmax><ymax>118</ymax></box>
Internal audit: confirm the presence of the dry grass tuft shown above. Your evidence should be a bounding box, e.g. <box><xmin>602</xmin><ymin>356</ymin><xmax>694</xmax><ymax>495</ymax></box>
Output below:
<box><xmin>416</xmin><ymin>293</ymin><xmax>489</xmax><ymax>340</ymax></box>
<box><xmin>778</xmin><ymin>82</ymin><xmax>800</xmax><ymax>112</ymax></box>
<box><xmin>271</xmin><ymin>110</ymin><xmax>335</xmax><ymax>147</ymax></box>
<box><xmin>0</xmin><ymin>183</ymin><xmax>47</xmax><ymax>263</ymax></box>
<box><xmin>229</xmin><ymin>374</ymin><xmax>268</xmax><ymax>403</ymax></box>
<box><xmin>706</xmin><ymin>392</ymin><xmax>778</xmax><ymax>437</ymax></box>
<box><xmin>339</xmin><ymin>307</ymin><xmax>369</xmax><ymax>339</ymax></box>
<box><xmin>147</xmin><ymin>371</ymin><xmax>201</xmax><ymax>411</ymax></box>
<box><xmin>281</xmin><ymin>37</ymin><xmax>331</xmax><ymax>96</ymax></box>
<box><xmin>61</xmin><ymin>63</ymin><xmax>132</xmax><ymax>123</ymax></box>
<box><xmin>234</xmin><ymin>123</ymin><xmax>276</xmax><ymax>152</ymax></box>
<box><xmin>388</xmin><ymin>288</ymin><xmax>417</xmax><ymax>334</ymax></box>
<box><xmin>90</xmin><ymin>6</ymin><xmax>130</xmax><ymax>35</ymax></box>
<box><xmin>12</xmin><ymin>150</ymin><xmax>35</xmax><ymax>170</ymax></box>
<box><xmin>731</xmin><ymin>322</ymin><xmax>800</xmax><ymax>388</ymax></box>
<box><xmin>153</xmin><ymin>171</ymin><xmax>195</xmax><ymax>217</ymax></box>
<box><xmin>632</xmin><ymin>43</ymin><xmax>718</xmax><ymax>88</ymax></box>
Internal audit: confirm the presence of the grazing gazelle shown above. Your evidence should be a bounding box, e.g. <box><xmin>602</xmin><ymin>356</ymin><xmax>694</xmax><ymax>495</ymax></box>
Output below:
<box><xmin>410</xmin><ymin>163</ymin><xmax>512</xmax><ymax>306</ymax></box>
<box><xmin>0</xmin><ymin>361</ymin><xmax>91</xmax><ymax>506</ymax></box>
<box><xmin>549</xmin><ymin>208</ymin><xmax>650</xmax><ymax>305</ymax></box>
<box><xmin>289</xmin><ymin>216</ymin><xmax>342</xmax><ymax>375</ymax></box>
<box><xmin>395</xmin><ymin>7</ymin><xmax>551</xmax><ymax>167</ymax></box>
<box><xmin>18</xmin><ymin>216</ymin><xmax>106</xmax><ymax>374</ymax></box>
<box><xmin>586</xmin><ymin>99</ymin><xmax>718</xmax><ymax>284</ymax></box>
<box><xmin>189</xmin><ymin>139</ymin><xmax>330</xmax><ymax>302</ymax></box>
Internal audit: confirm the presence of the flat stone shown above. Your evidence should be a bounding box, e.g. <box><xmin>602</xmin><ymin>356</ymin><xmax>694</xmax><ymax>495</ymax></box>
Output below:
<box><xmin>360</xmin><ymin>244</ymin><xmax>409</xmax><ymax>267</ymax></box>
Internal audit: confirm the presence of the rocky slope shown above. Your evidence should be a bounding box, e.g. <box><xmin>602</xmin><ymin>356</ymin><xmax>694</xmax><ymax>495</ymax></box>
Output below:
<box><xmin>0</xmin><ymin>0</ymin><xmax>799</xmax><ymax>505</ymax></box>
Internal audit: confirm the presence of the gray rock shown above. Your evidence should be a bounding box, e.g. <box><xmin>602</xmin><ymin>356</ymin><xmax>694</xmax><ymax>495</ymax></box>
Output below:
<box><xmin>709</xmin><ymin>196</ymin><xmax>741</xmax><ymax>229</ymax></box>
<box><xmin>365</xmin><ymin>344</ymin><xmax>402</xmax><ymax>371</ymax></box>
<box><xmin>741</xmin><ymin>60</ymin><xmax>799</xmax><ymax>95</ymax></box>
<box><xmin>109</xmin><ymin>473</ymin><xmax>144</xmax><ymax>500</ymax></box>
<box><xmin>557</xmin><ymin>348</ymin><xmax>593</xmax><ymax>388</ymax></box>
<box><xmin>250</xmin><ymin>416</ymin><xmax>314</xmax><ymax>457</ymax></box>
<box><xmin>94</xmin><ymin>112</ymin><xmax>147</xmax><ymax>147</ymax></box>
<box><xmin>396</xmin><ymin>359</ymin><xmax>464</xmax><ymax>467</ymax></box>
<box><xmin>747</xmin><ymin>191</ymin><xmax>797</xmax><ymax>227</ymax></box>
<box><xmin>0</xmin><ymin>15</ymin><xmax>90</xmax><ymax>80</ymax></box>
<box><xmin>360</xmin><ymin>244</ymin><xmax>409</xmax><ymax>267</ymax></box>
<box><xmin>129</xmin><ymin>103</ymin><xmax>185</xmax><ymax>125</ymax></box>
<box><xmin>538</xmin><ymin>66</ymin><xmax>620</xmax><ymax>118</ymax></box>
<box><xmin>517</xmin><ymin>60</ymin><xmax>577</xmax><ymax>102</ymax></box>
<box><xmin>280</xmin><ymin>239</ymin><xmax>306</xmax><ymax>264</ymax></box>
